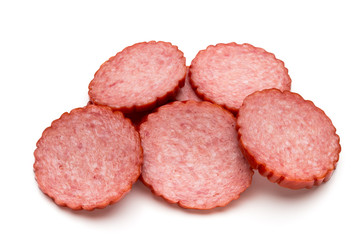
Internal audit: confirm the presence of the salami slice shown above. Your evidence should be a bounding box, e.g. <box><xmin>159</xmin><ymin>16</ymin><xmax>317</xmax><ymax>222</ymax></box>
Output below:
<box><xmin>139</xmin><ymin>101</ymin><xmax>253</xmax><ymax>209</ymax></box>
<box><xmin>174</xmin><ymin>67</ymin><xmax>202</xmax><ymax>102</ymax></box>
<box><xmin>237</xmin><ymin>89</ymin><xmax>341</xmax><ymax>189</ymax></box>
<box><xmin>89</xmin><ymin>41</ymin><xmax>186</xmax><ymax>113</ymax></box>
<box><xmin>34</xmin><ymin>105</ymin><xmax>143</xmax><ymax>210</ymax></box>
<box><xmin>190</xmin><ymin>43</ymin><xmax>291</xmax><ymax>113</ymax></box>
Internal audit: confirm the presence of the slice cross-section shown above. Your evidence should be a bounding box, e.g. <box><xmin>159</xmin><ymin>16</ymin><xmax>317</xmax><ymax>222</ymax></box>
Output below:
<box><xmin>89</xmin><ymin>41</ymin><xmax>186</xmax><ymax>113</ymax></box>
<box><xmin>34</xmin><ymin>105</ymin><xmax>143</xmax><ymax>210</ymax></box>
<box><xmin>237</xmin><ymin>89</ymin><xmax>341</xmax><ymax>189</ymax></box>
<box><xmin>190</xmin><ymin>43</ymin><xmax>291</xmax><ymax>113</ymax></box>
<box><xmin>140</xmin><ymin>101</ymin><xmax>253</xmax><ymax>209</ymax></box>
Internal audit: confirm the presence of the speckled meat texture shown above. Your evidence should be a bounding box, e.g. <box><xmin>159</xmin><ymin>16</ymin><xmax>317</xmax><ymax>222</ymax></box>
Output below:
<box><xmin>174</xmin><ymin>67</ymin><xmax>202</xmax><ymax>102</ymax></box>
<box><xmin>190</xmin><ymin>43</ymin><xmax>291</xmax><ymax>113</ymax></box>
<box><xmin>139</xmin><ymin>101</ymin><xmax>253</xmax><ymax>209</ymax></box>
<box><xmin>89</xmin><ymin>41</ymin><xmax>187</xmax><ymax>113</ymax></box>
<box><xmin>237</xmin><ymin>89</ymin><xmax>341</xmax><ymax>189</ymax></box>
<box><xmin>34</xmin><ymin>105</ymin><xmax>143</xmax><ymax>210</ymax></box>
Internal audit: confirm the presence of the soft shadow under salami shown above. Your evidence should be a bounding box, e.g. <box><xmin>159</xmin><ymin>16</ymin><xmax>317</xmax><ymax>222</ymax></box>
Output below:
<box><xmin>247</xmin><ymin>172</ymin><xmax>322</xmax><ymax>199</ymax></box>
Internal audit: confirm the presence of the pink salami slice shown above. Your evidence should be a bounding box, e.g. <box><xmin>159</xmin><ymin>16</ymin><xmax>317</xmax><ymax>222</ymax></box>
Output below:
<box><xmin>190</xmin><ymin>43</ymin><xmax>291</xmax><ymax>113</ymax></box>
<box><xmin>34</xmin><ymin>105</ymin><xmax>143</xmax><ymax>210</ymax></box>
<box><xmin>174</xmin><ymin>67</ymin><xmax>202</xmax><ymax>102</ymax></box>
<box><xmin>139</xmin><ymin>101</ymin><xmax>253</xmax><ymax>209</ymax></box>
<box><xmin>89</xmin><ymin>41</ymin><xmax>186</xmax><ymax>113</ymax></box>
<box><xmin>237</xmin><ymin>89</ymin><xmax>341</xmax><ymax>189</ymax></box>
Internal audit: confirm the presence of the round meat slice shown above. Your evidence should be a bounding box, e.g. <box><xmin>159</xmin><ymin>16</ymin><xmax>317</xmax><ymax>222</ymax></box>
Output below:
<box><xmin>174</xmin><ymin>67</ymin><xmax>202</xmax><ymax>102</ymax></box>
<box><xmin>89</xmin><ymin>41</ymin><xmax>186</xmax><ymax>113</ymax></box>
<box><xmin>237</xmin><ymin>89</ymin><xmax>341</xmax><ymax>190</ymax></box>
<box><xmin>34</xmin><ymin>105</ymin><xmax>143</xmax><ymax>210</ymax></box>
<box><xmin>139</xmin><ymin>101</ymin><xmax>253</xmax><ymax>209</ymax></box>
<box><xmin>190</xmin><ymin>43</ymin><xmax>291</xmax><ymax>113</ymax></box>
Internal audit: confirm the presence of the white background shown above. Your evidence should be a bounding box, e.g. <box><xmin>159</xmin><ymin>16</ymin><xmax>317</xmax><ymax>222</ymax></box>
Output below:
<box><xmin>1</xmin><ymin>0</ymin><xmax>359</xmax><ymax>239</ymax></box>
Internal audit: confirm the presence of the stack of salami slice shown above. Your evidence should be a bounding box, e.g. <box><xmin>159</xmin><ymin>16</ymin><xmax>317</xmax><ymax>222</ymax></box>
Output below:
<box><xmin>34</xmin><ymin>41</ymin><xmax>341</xmax><ymax>211</ymax></box>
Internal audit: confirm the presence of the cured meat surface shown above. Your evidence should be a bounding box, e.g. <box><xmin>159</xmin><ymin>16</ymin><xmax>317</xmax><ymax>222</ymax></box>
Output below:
<box><xmin>174</xmin><ymin>67</ymin><xmax>202</xmax><ymax>102</ymax></box>
<box><xmin>89</xmin><ymin>41</ymin><xmax>186</xmax><ymax>113</ymax></box>
<box><xmin>237</xmin><ymin>89</ymin><xmax>341</xmax><ymax>189</ymax></box>
<box><xmin>139</xmin><ymin>101</ymin><xmax>253</xmax><ymax>209</ymax></box>
<box><xmin>190</xmin><ymin>43</ymin><xmax>291</xmax><ymax>113</ymax></box>
<box><xmin>34</xmin><ymin>105</ymin><xmax>143</xmax><ymax>210</ymax></box>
